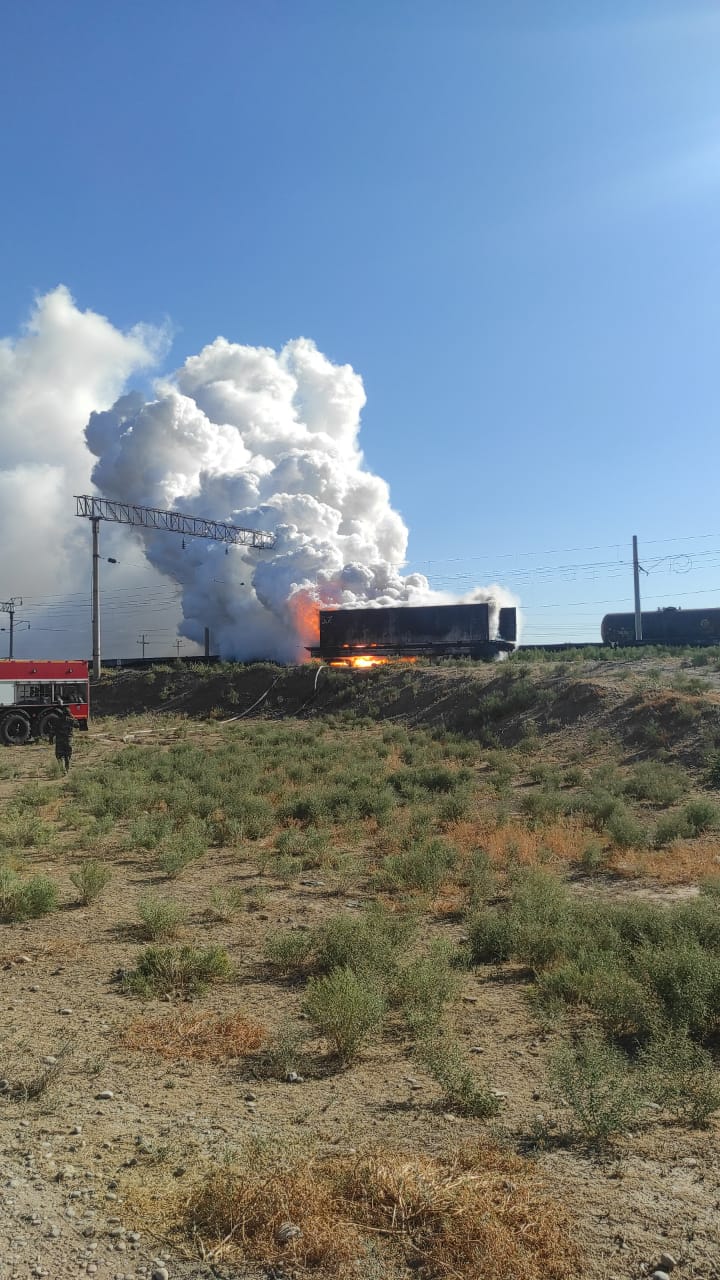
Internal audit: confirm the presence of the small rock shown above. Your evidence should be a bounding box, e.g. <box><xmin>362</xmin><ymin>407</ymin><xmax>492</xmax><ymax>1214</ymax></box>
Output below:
<box><xmin>151</xmin><ymin>1269</ymin><xmax>169</xmax><ymax>1280</ymax></box>
<box><xmin>659</xmin><ymin>1258</ymin><xmax>677</xmax><ymax>1273</ymax></box>
<box><xmin>58</xmin><ymin>1007</ymin><xmax>73</xmax><ymax>1015</ymax></box>
<box><xmin>244</xmin><ymin>1092</ymin><xmax>257</xmax><ymax>1102</ymax></box>
<box><xmin>286</xmin><ymin>1070</ymin><xmax>304</xmax><ymax>1083</ymax></box>
<box><xmin>469</xmin><ymin>1046</ymin><xmax>484</xmax><ymax>1054</ymax></box>
<box><xmin>443</xmin><ymin>1112</ymin><xmax>458</xmax><ymax>1122</ymax></box>
<box><xmin>95</xmin><ymin>1090</ymin><xmax>114</xmax><ymax>1100</ymax></box>
<box><xmin>651</xmin><ymin>1273</ymin><xmax>670</xmax><ymax>1280</ymax></box>
<box><xmin>70</xmin><ymin>1124</ymin><xmax>83</xmax><ymax>1135</ymax></box>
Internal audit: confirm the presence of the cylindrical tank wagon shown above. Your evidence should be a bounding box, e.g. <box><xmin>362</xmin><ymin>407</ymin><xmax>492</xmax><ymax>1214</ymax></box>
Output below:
<box><xmin>601</xmin><ymin>607</ymin><xmax>720</xmax><ymax>647</ymax></box>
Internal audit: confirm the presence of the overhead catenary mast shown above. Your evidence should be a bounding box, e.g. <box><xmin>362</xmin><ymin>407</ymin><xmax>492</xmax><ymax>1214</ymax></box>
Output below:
<box><xmin>75</xmin><ymin>495</ymin><xmax>277</xmax><ymax>679</ymax></box>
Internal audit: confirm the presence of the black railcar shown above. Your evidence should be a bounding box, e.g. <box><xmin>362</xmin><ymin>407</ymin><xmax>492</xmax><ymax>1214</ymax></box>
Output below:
<box><xmin>601</xmin><ymin>607</ymin><xmax>720</xmax><ymax>647</ymax></box>
<box><xmin>308</xmin><ymin>602</ymin><xmax>517</xmax><ymax>662</ymax></box>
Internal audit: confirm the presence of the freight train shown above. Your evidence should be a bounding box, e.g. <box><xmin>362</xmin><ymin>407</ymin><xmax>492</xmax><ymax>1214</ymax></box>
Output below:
<box><xmin>308</xmin><ymin>602</ymin><xmax>720</xmax><ymax>665</ymax></box>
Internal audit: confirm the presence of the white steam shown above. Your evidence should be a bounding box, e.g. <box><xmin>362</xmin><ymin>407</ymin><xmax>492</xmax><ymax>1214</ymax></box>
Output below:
<box><xmin>0</xmin><ymin>288</ymin><xmax>166</xmax><ymax>654</ymax></box>
<box><xmin>86</xmin><ymin>336</ymin><xmax>516</xmax><ymax>661</ymax></box>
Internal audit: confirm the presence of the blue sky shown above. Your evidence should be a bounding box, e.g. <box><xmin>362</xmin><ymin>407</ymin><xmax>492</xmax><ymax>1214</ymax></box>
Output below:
<box><xmin>2</xmin><ymin>0</ymin><xmax>720</xmax><ymax>648</ymax></box>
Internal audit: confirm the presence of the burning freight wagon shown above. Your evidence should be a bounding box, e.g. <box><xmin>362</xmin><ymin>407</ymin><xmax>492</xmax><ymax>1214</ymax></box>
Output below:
<box><xmin>308</xmin><ymin>603</ymin><xmax>517</xmax><ymax>666</ymax></box>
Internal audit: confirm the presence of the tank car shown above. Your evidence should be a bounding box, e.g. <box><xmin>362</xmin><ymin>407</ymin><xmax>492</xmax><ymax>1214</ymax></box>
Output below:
<box><xmin>601</xmin><ymin>607</ymin><xmax>720</xmax><ymax>647</ymax></box>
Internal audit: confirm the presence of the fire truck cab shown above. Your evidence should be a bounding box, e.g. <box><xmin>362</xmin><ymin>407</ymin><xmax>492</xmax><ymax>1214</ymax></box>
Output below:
<box><xmin>0</xmin><ymin>660</ymin><xmax>90</xmax><ymax>746</ymax></box>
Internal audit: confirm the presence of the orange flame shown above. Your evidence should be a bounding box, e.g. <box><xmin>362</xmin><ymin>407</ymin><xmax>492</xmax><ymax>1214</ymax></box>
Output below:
<box><xmin>329</xmin><ymin>655</ymin><xmax>417</xmax><ymax>669</ymax></box>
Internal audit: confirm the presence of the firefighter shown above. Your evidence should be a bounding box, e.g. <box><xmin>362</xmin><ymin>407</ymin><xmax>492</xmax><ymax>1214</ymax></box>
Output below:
<box><xmin>54</xmin><ymin>708</ymin><xmax>77</xmax><ymax>773</ymax></box>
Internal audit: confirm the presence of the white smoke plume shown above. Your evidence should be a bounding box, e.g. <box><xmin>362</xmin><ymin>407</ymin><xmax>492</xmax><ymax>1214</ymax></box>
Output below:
<box><xmin>0</xmin><ymin>288</ymin><xmax>166</xmax><ymax>656</ymax></box>
<box><xmin>86</xmin><ymin>336</ymin><xmax>517</xmax><ymax>661</ymax></box>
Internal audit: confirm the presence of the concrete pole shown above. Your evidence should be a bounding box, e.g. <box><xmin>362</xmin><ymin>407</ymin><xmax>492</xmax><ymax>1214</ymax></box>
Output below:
<box><xmin>633</xmin><ymin>535</ymin><xmax>643</xmax><ymax>643</ymax></box>
<box><xmin>8</xmin><ymin>604</ymin><xmax>14</xmax><ymax>660</ymax></box>
<box><xmin>204</xmin><ymin>626</ymin><xmax>210</xmax><ymax>659</ymax></box>
<box><xmin>92</xmin><ymin>518</ymin><xmax>101</xmax><ymax>679</ymax></box>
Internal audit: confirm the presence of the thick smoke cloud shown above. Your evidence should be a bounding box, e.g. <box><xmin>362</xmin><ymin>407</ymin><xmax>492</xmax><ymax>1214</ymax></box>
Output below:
<box><xmin>86</xmin><ymin>337</ymin><xmax>516</xmax><ymax>661</ymax></box>
<box><xmin>0</xmin><ymin>288</ymin><xmax>166</xmax><ymax>655</ymax></box>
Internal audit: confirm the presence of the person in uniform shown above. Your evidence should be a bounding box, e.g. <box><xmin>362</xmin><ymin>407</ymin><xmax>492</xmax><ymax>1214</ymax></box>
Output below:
<box><xmin>54</xmin><ymin>709</ymin><xmax>77</xmax><ymax>772</ymax></box>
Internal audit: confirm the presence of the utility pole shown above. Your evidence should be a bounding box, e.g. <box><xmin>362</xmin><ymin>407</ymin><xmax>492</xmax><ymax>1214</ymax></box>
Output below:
<box><xmin>204</xmin><ymin>627</ymin><xmax>211</xmax><ymax>659</ymax></box>
<box><xmin>91</xmin><ymin>519</ymin><xmax>101</xmax><ymax>679</ymax></box>
<box><xmin>137</xmin><ymin>634</ymin><xmax>149</xmax><ymax>659</ymax></box>
<box><xmin>632</xmin><ymin>535</ymin><xmax>642</xmax><ymax>643</ymax></box>
<box><xmin>0</xmin><ymin>599</ymin><xmax>22</xmax><ymax>659</ymax></box>
<box><xmin>175</xmin><ymin>639</ymin><xmax>184</xmax><ymax>659</ymax></box>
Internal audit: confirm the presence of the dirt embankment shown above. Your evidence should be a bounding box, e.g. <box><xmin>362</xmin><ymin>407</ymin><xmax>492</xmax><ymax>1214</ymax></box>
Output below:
<box><xmin>91</xmin><ymin>660</ymin><xmax>720</xmax><ymax>766</ymax></box>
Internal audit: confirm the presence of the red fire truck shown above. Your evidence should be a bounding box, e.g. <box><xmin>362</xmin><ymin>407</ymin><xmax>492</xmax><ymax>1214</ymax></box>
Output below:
<box><xmin>0</xmin><ymin>660</ymin><xmax>90</xmax><ymax>746</ymax></box>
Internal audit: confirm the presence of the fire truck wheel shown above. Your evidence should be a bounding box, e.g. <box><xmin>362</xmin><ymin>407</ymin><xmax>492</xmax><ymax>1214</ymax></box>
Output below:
<box><xmin>36</xmin><ymin>709</ymin><xmax>61</xmax><ymax>741</ymax></box>
<box><xmin>0</xmin><ymin>712</ymin><xmax>32</xmax><ymax>746</ymax></box>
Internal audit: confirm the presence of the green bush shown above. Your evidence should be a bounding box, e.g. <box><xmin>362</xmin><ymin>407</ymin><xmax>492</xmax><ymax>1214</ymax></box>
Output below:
<box><xmin>683</xmin><ymin>799</ymin><xmax>718</xmax><ymax>835</ymax></box>
<box><xmin>417</xmin><ymin>1034</ymin><xmax>501</xmax><ymax>1118</ymax></box>
<box><xmin>378</xmin><ymin>837</ymin><xmax>457</xmax><ymax>893</ymax></box>
<box><xmin>466</xmin><ymin>909</ymin><xmax>516</xmax><ymax>964</ymax></box>
<box><xmin>550</xmin><ymin>1030</ymin><xmax>642</xmax><ymax>1142</ymax></box>
<box><xmin>639</xmin><ymin>1029</ymin><xmax>720</xmax><ymax>1127</ymax></box>
<box><xmin>137</xmin><ymin>895</ymin><xmax>188</xmax><ymax>940</ymax></box>
<box><xmin>393</xmin><ymin>940</ymin><xmax>458</xmax><ymax>1036</ymax></box>
<box><xmin>0</xmin><ymin>868</ymin><xmax>59</xmax><ymax>921</ymax></box>
<box><xmin>304</xmin><ymin>966</ymin><xmax>386</xmax><ymax>1062</ymax></box>
<box><xmin>264</xmin><ymin>928</ymin><xmax>314</xmax><ymax>975</ymax></box>
<box><xmin>69</xmin><ymin>859</ymin><xmax>112</xmax><ymax>905</ymax></box>
<box><xmin>623</xmin><ymin>762</ymin><xmax>685</xmax><ymax>807</ymax></box>
<box><xmin>123</xmin><ymin>944</ymin><xmax>232</xmax><ymax>997</ymax></box>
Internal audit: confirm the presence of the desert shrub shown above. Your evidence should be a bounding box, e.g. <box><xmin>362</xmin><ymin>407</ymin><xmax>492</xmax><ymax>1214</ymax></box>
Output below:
<box><xmin>0</xmin><ymin>868</ymin><xmax>59</xmax><ymax>921</ymax></box>
<box><xmin>417</xmin><ymin>1034</ymin><xmax>501</xmax><ymax>1118</ymax></box>
<box><xmin>700</xmin><ymin>875</ymin><xmax>720</xmax><ymax>900</ymax></box>
<box><xmin>69</xmin><ymin>859</ymin><xmax>112</xmax><ymax>905</ymax></box>
<box><xmin>158</xmin><ymin>846</ymin><xmax>198</xmax><ymax>879</ymax></box>
<box><xmin>623</xmin><ymin>762</ymin><xmax>685</xmax><ymax>807</ymax></box>
<box><xmin>466</xmin><ymin>909</ymin><xmax>516</xmax><ymax>964</ymax></box>
<box><xmin>378</xmin><ymin>836</ymin><xmax>457</xmax><ymax>894</ymax></box>
<box><xmin>605</xmin><ymin>807</ymin><xmax>646</xmax><ymax>849</ymax></box>
<box><xmin>205</xmin><ymin>886</ymin><xmax>246</xmax><ymax>921</ymax></box>
<box><xmin>264</xmin><ymin>928</ymin><xmax>315</xmax><ymax>975</ymax></box>
<box><xmin>274</xmin><ymin>828</ymin><xmax>330</xmax><ymax>865</ymax></box>
<box><xmin>549</xmin><ymin>1030</ymin><xmax>642</xmax><ymax>1142</ymax></box>
<box><xmin>653</xmin><ymin>812</ymin><xmax>691</xmax><ymax>848</ymax></box>
<box><xmin>304</xmin><ymin>966</ymin><xmax>386</xmax><ymax>1062</ymax></box>
<box><xmin>255</xmin><ymin>1018</ymin><xmax>309</xmax><ymax>1080</ymax></box>
<box><xmin>683</xmin><ymin>798</ymin><xmax>718</xmax><ymax>835</ymax></box>
<box><xmin>137</xmin><ymin>895</ymin><xmax>188</xmax><ymax>940</ymax></box>
<box><xmin>632</xmin><ymin>941</ymin><xmax>720</xmax><ymax>1037</ymax></box>
<box><xmin>463</xmin><ymin>848</ymin><xmax>496</xmax><ymax>907</ymax></box>
<box><xmin>580</xmin><ymin>839</ymin><xmax>607</xmax><ymax>871</ymax></box>
<box><xmin>520</xmin><ymin>789</ymin><xmax>567</xmax><ymax>825</ymax></box>
<box><xmin>393</xmin><ymin>940</ymin><xmax>459</xmax><ymax>1036</ymax></box>
<box><xmin>313</xmin><ymin>904</ymin><xmax>415</xmax><ymax>979</ymax></box>
<box><xmin>129</xmin><ymin>811</ymin><xmax>174</xmax><ymax>850</ymax></box>
<box><xmin>639</xmin><ymin>1028</ymin><xmax>720</xmax><ymax>1126</ymax></box>
<box><xmin>123</xmin><ymin>944</ymin><xmax>232</xmax><ymax>997</ymax></box>
<box><xmin>436</xmin><ymin>787</ymin><xmax>474</xmax><ymax>823</ymax></box>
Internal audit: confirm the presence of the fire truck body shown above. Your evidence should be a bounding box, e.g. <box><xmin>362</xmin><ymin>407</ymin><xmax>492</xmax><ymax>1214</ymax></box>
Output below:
<box><xmin>0</xmin><ymin>660</ymin><xmax>90</xmax><ymax>746</ymax></box>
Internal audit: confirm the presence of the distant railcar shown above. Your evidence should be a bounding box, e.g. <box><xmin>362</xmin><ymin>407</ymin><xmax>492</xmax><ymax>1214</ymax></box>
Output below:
<box><xmin>601</xmin><ymin>607</ymin><xmax>720</xmax><ymax>647</ymax></box>
<box><xmin>308</xmin><ymin>602</ymin><xmax>517</xmax><ymax>663</ymax></box>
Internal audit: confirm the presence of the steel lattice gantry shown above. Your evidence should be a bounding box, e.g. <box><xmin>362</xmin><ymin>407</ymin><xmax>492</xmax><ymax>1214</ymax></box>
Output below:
<box><xmin>75</xmin><ymin>495</ymin><xmax>276</xmax><ymax>550</ymax></box>
<box><xmin>75</xmin><ymin>495</ymin><xmax>277</xmax><ymax>678</ymax></box>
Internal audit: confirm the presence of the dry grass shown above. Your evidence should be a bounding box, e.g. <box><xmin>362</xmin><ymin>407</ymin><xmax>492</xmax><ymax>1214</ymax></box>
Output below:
<box><xmin>130</xmin><ymin>1141</ymin><xmax>581</xmax><ymax>1279</ymax></box>
<box><xmin>123</xmin><ymin>1011</ymin><xmax>266</xmax><ymax>1062</ymax></box>
<box><xmin>619</xmin><ymin>838</ymin><xmax>720</xmax><ymax>885</ymax></box>
<box><xmin>479</xmin><ymin>818</ymin><xmax>592</xmax><ymax>868</ymax></box>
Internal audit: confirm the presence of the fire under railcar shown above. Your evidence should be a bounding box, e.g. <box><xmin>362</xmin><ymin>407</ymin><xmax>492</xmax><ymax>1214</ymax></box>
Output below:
<box><xmin>308</xmin><ymin>602</ymin><xmax>517</xmax><ymax>664</ymax></box>
<box><xmin>601</xmin><ymin>607</ymin><xmax>720</xmax><ymax>647</ymax></box>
